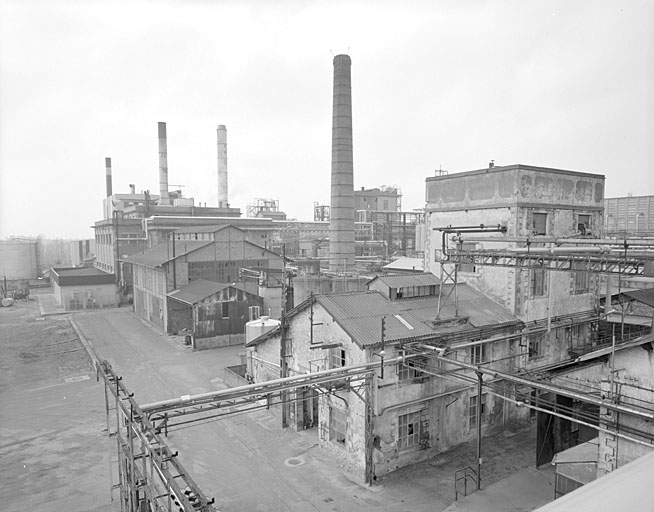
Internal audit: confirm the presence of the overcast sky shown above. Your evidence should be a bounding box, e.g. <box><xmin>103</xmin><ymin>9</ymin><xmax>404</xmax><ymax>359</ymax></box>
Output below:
<box><xmin>0</xmin><ymin>0</ymin><xmax>652</xmax><ymax>239</ymax></box>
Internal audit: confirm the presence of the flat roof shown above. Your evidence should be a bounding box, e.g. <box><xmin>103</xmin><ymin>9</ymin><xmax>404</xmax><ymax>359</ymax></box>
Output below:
<box><xmin>426</xmin><ymin>164</ymin><xmax>605</xmax><ymax>181</ymax></box>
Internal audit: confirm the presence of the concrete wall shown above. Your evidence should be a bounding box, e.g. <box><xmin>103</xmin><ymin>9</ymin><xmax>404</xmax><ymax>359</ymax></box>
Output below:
<box><xmin>247</xmin><ymin>301</ymin><xmax>531</xmax><ymax>480</ymax></box>
<box><xmin>53</xmin><ymin>281</ymin><xmax>117</xmax><ymax>310</ymax></box>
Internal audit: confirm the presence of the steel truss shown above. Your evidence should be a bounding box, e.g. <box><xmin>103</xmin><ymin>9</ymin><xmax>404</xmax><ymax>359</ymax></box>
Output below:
<box><xmin>98</xmin><ymin>360</ymin><xmax>217</xmax><ymax>512</ymax></box>
<box><xmin>446</xmin><ymin>249</ymin><xmax>650</xmax><ymax>275</ymax></box>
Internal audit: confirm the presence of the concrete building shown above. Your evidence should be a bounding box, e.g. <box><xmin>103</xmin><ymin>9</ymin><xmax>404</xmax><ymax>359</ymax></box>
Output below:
<box><xmin>246</xmin><ymin>273</ymin><xmax>534</xmax><ymax>481</ymax></box>
<box><xmin>167</xmin><ymin>279</ymin><xmax>263</xmax><ymax>348</ymax></box>
<box><xmin>425</xmin><ymin>164</ymin><xmax>606</xmax><ymax>368</ymax></box>
<box><xmin>604</xmin><ymin>194</ymin><xmax>654</xmax><ymax>237</ymax></box>
<box><xmin>50</xmin><ymin>267</ymin><xmax>116</xmax><ymax>310</ymax></box>
<box><xmin>126</xmin><ymin>225</ymin><xmax>284</xmax><ymax>335</ymax></box>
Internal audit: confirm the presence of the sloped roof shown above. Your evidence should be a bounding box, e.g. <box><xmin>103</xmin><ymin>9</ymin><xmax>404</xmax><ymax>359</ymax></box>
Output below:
<box><xmin>174</xmin><ymin>224</ymin><xmax>245</xmax><ymax>234</ymax></box>
<box><xmin>315</xmin><ymin>292</ymin><xmax>435</xmax><ymax>347</ymax></box>
<box><xmin>622</xmin><ymin>287</ymin><xmax>654</xmax><ymax>308</ymax></box>
<box><xmin>167</xmin><ymin>279</ymin><xmax>248</xmax><ymax>305</ymax></box>
<box><xmin>125</xmin><ymin>241</ymin><xmax>211</xmax><ymax>268</ymax></box>
<box><xmin>367</xmin><ymin>273</ymin><xmax>440</xmax><ymax>288</ymax></box>
<box><xmin>382</xmin><ymin>257</ymin><xmax>425</xmax><ymax>272</ymax></box>
<box><xmin>247</xmin><ymin>283</ymin><xmax>516</xmax><ymax>349</ymax></box>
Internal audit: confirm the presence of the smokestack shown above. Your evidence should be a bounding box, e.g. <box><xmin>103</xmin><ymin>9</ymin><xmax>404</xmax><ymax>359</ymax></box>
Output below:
<box><xmin>105</xmin><ymin>157</ymin><xmax>113</xmax><ymax>197</ymax></box>
<box><xmin>129</xmin><ymin>184</ymin><xmax>136</xmax><ymax>194</ymax></box>
<box><xmin>217</xmin><ymin>125</ymin><xmax>228</xmax><ymax>208</ymax></box>
<box><xmin>158</xmin><ymin>122</ymin><xmax>170</xmax><ymax>205</ymax></box>
<box><xmin>329</xmin><ymin>54</ymin><xmax>355</xmax><ymax>272</ymax></box>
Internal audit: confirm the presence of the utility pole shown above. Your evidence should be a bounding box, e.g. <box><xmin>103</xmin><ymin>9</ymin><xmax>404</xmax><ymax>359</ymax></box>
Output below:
<box><xmin>476</xmin><ymin>371</ymin><xmax>483</xmax><ymax>491</ymax></box>
<box><xmin>280</xmin><ymin>244</ymin><xmax>289</xmax><ymax>428</ymax></box>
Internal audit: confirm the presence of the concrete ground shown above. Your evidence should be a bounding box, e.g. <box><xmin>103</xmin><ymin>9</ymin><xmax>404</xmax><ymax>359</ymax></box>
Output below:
<box><xmin>1</xmin><ymin>294</ymin><xmax>557</xmax><ymax>511</ymax></box>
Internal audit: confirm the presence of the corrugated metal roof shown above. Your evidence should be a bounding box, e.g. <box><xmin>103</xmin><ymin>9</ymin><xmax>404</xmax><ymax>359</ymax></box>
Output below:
<box><xmin>622</xmin><ymin>287</ymin><xmax>654</xmax><ymax>308</ymax></box>
<box><xmin>167</xmin><ymin>279</ymin><xmax>247</xmax><ymax>305</ymax></box>
<box><xmin>382</xmin><ymin>257</ymin><xmax>425</xmax><ymax>272</ymax></box>
<box><xmin>125</xmin><ymin>241</ymin><xmax>211</xmax><ymax>268</ymax></box>
<box><xmin>316</xmin><ymin>292</ymin><xmax>435</xmax><ymax>348</ymax></box>
<box><xmin>367</xmin><ymin>273</ymin><xmax>440</xmax><ymax>288</ymax></box>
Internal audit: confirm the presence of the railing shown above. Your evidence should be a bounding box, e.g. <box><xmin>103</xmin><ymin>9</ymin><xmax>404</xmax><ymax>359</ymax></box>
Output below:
<box><xmin>454</xmin><ymin>466</ymin><xmax>478</xmax><ymax>500</ymax></box>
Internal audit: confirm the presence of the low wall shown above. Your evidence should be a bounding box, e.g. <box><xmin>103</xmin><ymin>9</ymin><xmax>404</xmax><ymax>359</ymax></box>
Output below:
<box><xmin>193</xmin><ymin>333</ymin><xmax>245</xmax><ymax>350</ymax></box>
<box><xmin>224</xmin><ymin>364</ymin><xmax>249</xmax><ymax>388</ymax></box>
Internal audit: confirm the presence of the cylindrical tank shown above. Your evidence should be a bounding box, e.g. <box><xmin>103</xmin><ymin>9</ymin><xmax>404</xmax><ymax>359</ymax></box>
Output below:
<box><xmin>0</xmin><ymin>239</ymin><xmax>38</xmax><ymax>279</ymax></box>
<box><xmin>245</xmin><ymin>316</ymin><xmax>281</xmax><ymax>345</ymax></box>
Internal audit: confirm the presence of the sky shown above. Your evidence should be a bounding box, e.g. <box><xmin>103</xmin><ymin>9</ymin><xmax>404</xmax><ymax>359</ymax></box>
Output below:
<box><xmin>0</xmin><ymin>0</ymin><xmax>652</xmax><ymax>240</ymax></box>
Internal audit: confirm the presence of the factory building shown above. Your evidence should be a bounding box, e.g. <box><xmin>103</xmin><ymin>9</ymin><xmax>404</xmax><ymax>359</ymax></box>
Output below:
<box><xmin>604</xmin><ymin>194</ymin><xmax>654</xmax><ymax>237</ymax></box>
<box><xmin>126</xmin><ymin>225</ymin><xmax>283</xmax><ymax>343</ymax></box>
<box><xmin>50</xmin><ymin>267</ymin><xmax>117</xmax><ymax>310</ymax></box>
<box><xmin>426</xmin><ymin>164</ymin><xmax>605</xmax><ymax>362</ymax></box>
<box><xmin>246</xmin><ymin>272</ymin><xmax>530</xmax><ymax>480</ymax></box>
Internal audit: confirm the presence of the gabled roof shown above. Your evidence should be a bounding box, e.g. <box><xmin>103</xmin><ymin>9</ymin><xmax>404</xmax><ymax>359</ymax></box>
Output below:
<box><xmin>125</xmin><ymin>241</ymin><xmax>211</xmax><ymax>268</ymax></box>
<box><xmin>316</xmin><ymin>292</ymin><xmax>435</xmax><ymax>347</ymax></box>
<box><xmin>382</xmin><ymin>257</ymin><xmax>425</xmax><ymax>272</ymax></box>
<box><xmin>247</xmin><ymin>282</ymin><xmax>517</xmax><ymax>350</ymax></box>
<box><xmin>174</xmin><ymin>224</ymin><xmax>246</xmax><ymax>234</ymax></box>
<box><xmin>367</xmin><ymin>273</ymin><xmax>440</xmax><ymax>288</ymax></box>
<box><xmin>167</xmin><ymin>279</ymin><xmax>249</xmax><ymax>305</ymax></box>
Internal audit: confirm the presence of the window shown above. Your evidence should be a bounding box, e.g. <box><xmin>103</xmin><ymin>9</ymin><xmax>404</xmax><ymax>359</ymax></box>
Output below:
<box><xmin>532</xmin><ymin>213</ymin><xmax>548</xmax><ymax>235</ymax></box>
<box><xmin>577</xmin><ymin>214</ymin><xmax>591</xmax><ymax>234</ymax></box>
<box><xmin>469</xmin><ymin>394</ymin><xmax>487</xmax><ymax>429</ymax></box>
<box><xmin>470</xmin><ymin>343</ymin><xmax>487</xmax><ymax>365</ymax></box>
<box><xmin>459</xmin><ymin>242</ymin><xmax>477</xmax><ymax>273</ymax></box>
<box><xmin>528</xmin><ymin>334</ymin><xmax>542</xmax><ymax>359</ymax></box>
<box><xmin>330</xmin><ymin>347</ymin><xmax>346</xmax><ymax>368</ymax></box>
<box><xmin>221</xmin><ymin>302</ymin><xmax>229</xmax><ymax>319</ymax></box>
<box><xmin>530</xmin><ymin>268</ymin><xmax>547</xmax><ymax>297</ymax></box>
<box><xmin>398</xmin><ymin>411</ymin><xmax>421</xmax><ymax>450</ymax></box>
<box><xmin>329</xmin><ymin>406</ymin><xmax>346</xmax><ymax>445</ymax></box>
<box><xmin>572</xmin><ymin>262</ymin><xmax>589</xmax><ymax>294</ymax></box>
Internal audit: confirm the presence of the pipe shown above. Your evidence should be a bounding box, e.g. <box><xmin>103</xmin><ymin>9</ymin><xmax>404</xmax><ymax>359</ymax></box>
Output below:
<box><xmin>217</xmin><ymin>125</ymin><xmax>228</xmax><ymax>208</ymax></box>
<box><xmin>417</xmin><ymin>344</ymin><xmax>654</xmax><ymax>420</ymax></box>
<box><xmin>453</xmin><ymin>235</ymin><xmax>654</xmax><ymax>247</ymax></box>
<box><xmin>105</xmin><ymin>157</ymin><xmax>113</xmax><ymax>197</ymax></box>
<box><xmin>158</xmin><ymin>122</ymin><xmax>170</xmax><ymax>206</ymax></box>
<box><xmin>505</xmin><ymin>246</ymin><xmax>604</xmax><ymax>254</ymax></box>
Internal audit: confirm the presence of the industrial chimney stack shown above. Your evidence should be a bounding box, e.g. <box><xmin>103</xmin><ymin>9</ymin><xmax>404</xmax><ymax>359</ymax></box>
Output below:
<box><xmin>217</xmin><ymin>125</ymin><xmax>228</xmax><ymax>208</ymax></box>
<box><xmin>329</xmin><ymin>54</ymin><xmax>355</xmax><ymax>272</ymax></box>
<box><xmin>105</xmin><ymin>157</ymin><xmax>113</xmax><ymax>197</ymax></box>
<box><xmin>158</xmin><ymin>122</ymin><xmax>170</xmax><ymax>205</ymax></box>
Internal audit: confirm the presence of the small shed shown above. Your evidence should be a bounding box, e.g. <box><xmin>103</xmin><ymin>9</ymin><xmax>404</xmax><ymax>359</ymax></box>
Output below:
<box><xmin>167</xmin><ymin>279</ymin><xmax>263</xmax><ymax>347</ymax></box>
<box><xmin>50</xmin><ymin>267</ymin><xmax>116</xmax><ymax>310</ymax></box>
<box><xmin>551</xmin><ymin>438</ymin><xmax>599</xmax><ymax>498</ymax></box>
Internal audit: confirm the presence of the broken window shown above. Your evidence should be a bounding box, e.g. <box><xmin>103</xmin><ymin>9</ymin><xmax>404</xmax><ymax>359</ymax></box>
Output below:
<box><xmin>330</xmin><ymin>347</ymin><xmax>346</xmax><ymax>369</ymax></box>
<box><xmin>530</xmin><ymin>268</ymin><xmax>548</xmax><ymax>297</ymax></box>
<box><xmin>469</xmin><ymin>394</ymin><xmax>487</xmax><ymax>429</ymax></box>
<box><xmin>577</xmin><ymin>214</ymin><xmax>591</xmax><ymax>234</ymax></box>
<box><xmin>398</xmin><ymin>411</ymin><xmax>421</xmax><ymax>450</ymax></box>
<box><xmin>329</xmin><ymin>406</ymin><xmax>346</xmax><ymax>446</ymax></box>
<box><xmin>572</xmin><ymin>262</ymin><xmax>590</xmax><ymax>294</ymax></box>
<box><xmin>528</xmin><ymin>334</ymin><xmax>542</xmax><ymax>359</ymax></box>
<box><xmin>470</xmin><ymin>343</ymin><xmax>488</xmax><ymax>365</ymax></box>
<box><xmin>532</xmin><ymin>213</ymin><xmax>548</xmax><ymax>235</ymax></box>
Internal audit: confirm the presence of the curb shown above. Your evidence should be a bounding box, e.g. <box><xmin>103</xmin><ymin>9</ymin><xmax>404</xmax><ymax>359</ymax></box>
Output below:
<box><xmin>69</xmin><ymin>316</ymin><xmax>102</xmax><ymax>375</ymax></box>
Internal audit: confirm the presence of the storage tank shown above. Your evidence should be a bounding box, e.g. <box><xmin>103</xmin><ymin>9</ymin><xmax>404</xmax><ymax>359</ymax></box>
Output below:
<box><xmin>245</xmin><ymin>316</ymin><xmax>280</xmax><ymax>345</ymax></box>
<box><xmin>0</xmin><ymin>239</ymin><xmax>39</xmax><ymax>279</ymax></box>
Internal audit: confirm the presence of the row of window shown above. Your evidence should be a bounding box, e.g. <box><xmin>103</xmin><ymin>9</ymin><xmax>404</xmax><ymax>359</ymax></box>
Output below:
<box><xmin>328</xmin><ymin>398</ymin><xmax>485</xmax><ymax>451</ymax></box>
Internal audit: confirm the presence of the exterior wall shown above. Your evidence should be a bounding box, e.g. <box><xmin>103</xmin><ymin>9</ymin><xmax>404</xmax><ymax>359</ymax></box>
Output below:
<box><xmin>52</xmin><ymin>281</ymin><xmax>117</xmax><ymax>310</ymax></box>
<box><xmin>247</xmin><ymin>301</ymin><xmax>530</xmax><ymax>480</ymax></box>
<box><xmin>597</xmin><ymin>346</ymin><xmax>654</xmax><ymax>475</ymax></box>
<box><xmin>132</xmin><ymin>264</ymin><xmax>168</xmax><ymax>331</ymax></box>
<box><xmin>292</xmin><ymin>276</ymin><xmax>368</xmax><ymax>304</ymax></box>
<box><xmin>426</xmin><ymin>166</ymin><xmax>604</xmax><ymax>368</ymax></box>
<box><xmin>0</xmin><ymin>239</ymin><xmax>39</xmax><ymax>279</ymax></box>
<box><xmin>604</xmin><ymin>195</ymin><xmax>654</xmax><ymax>236</ymax></box>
